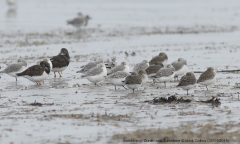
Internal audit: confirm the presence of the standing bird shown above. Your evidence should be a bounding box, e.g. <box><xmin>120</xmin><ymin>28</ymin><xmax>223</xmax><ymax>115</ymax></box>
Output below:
<box><xmin>197</xmin><ymin>67</ymin><xmax>216</xmax><ymax>91</ymax></box>
<box><xmin>171</xmin><ymin>58</ymin><xmax>187</xmax><ymax>81</ymax></box>
<box><xmin>0</xmin><ymin>58</ymin><xmax>27</xmax><ymax>82</ymax></box>
<box><xmin>132</xmin><ymin>60</ymin><xmax>149</xmax><ymax>73</ymax></box>
<box><xmin>105</xmin><ymin>56</ymin><xmax>117</xmax><ymax>74</ymax></box>
<box><xmin>50</xmin><ymin>48</ymin><xmax>70</xmax><ymax>77</ymax></box>
<box><xmin>105</xmin><ymin>71</ymin><xmax>129</xmax><ymax>90</ymax></box>
<box><xmin>145</xmin><ymin>62</ymin><xmax>164</xmax><ymax>83</ymax></box>
<box><xmin>152</xmin><ymin>64</ymin><xmax>175</xmax><ymax>86</ymax></box>
<box><xmin>67</xmin><ymin>13</ymin><xmax>91</xmax><ymax>29</ymax></box>
<box><xmin>79</xmin><ymin>63</ymin><xmax>107</xmax><ymax>85</ymax></box>
<box><xmin>77</xmin><ymin>58</ymin><xmax>103</xmax><ymax>74</ymax></box>
<box><xmin>149</xmin><ymin>52</ymin><xmax>168</xmax><ymax>66</ymax></box>
<box><xmin>16</xmin><ymin>61</ymin><xmax>50</xmax><ymax>85</ymax></box>
<box><xmin>177</xmin><ymin>72</ymin><xmax>196</xmax><ymax>95</ymax></box>
<box><xmin>122</xmin><ymin>72</ymin><xmax>142</xmax><ymax>94</ymax></box>
<box><xmin>108</xmin><ymin>62</ymin><xmax>129</xmax><ymax>75</ymax></box>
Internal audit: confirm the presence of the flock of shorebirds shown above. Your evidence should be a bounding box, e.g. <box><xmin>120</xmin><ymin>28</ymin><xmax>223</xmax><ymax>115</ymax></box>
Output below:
<box><xmin>0</xmin><ymin>48</ymin><xmax>216</xmax><ymax>95</ymax></box>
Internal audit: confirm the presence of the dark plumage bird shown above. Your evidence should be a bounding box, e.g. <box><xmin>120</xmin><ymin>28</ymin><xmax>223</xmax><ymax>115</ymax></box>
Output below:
<box><xmin>177</xmin><ymin>72</ymin><xmax>196</xmax><ymax>95</ymax></box>
<box><xmin>149</xmin><ymin>52</ymin><xmax>168</xmax><ymax>66</ymax></box>
<box><xmin>50</xmin><ymin>48</ymin><xmax>70</xmax><ymax>77</ymax></box>
<box><xmin>197</xmin><ymin>67</ymin><xmax>216</xmax><ymax>91</ymax></box>
<box><xmin>16</xmin><ymin>61</ymin><xmax>50</xmax><ymax>85</ymax></box>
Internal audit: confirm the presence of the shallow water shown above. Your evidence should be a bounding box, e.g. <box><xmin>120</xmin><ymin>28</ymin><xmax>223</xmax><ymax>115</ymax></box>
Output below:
<box><xmin>1</xmin><ymin>0</ymin><xmax>240</xmax><ymax>144</ymax></box>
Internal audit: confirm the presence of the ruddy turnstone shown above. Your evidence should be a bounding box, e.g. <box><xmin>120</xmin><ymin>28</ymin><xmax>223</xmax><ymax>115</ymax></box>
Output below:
<box><xmin>177</xmin><ymin>72</ymin><xmax>196</xmax><ymax>95</ymax></box>
<box><xmin>132</xmin><ymin>60</ymin><xmax>149</xmax><ymax>73</ymax></box>
<box><xmin>108</xmin><ymin>62</ymin><xmax>129</xmax><ymax>75</ymax></box>
<box><xmin>50</xmin><ymin>48</ymin><xmax>70</xmax><ymax>77</ymax></box>
<box><xmin>77</xmin><ymin>57</ymin><xmax>103</xmax><ymax>74</ymax></box>
<box><xmin>16</xmin><ymin>61</ymin><xmax>50</xmax><ymax>85</ymax></box>
<box><xmin>122</xmin><ymin>71</ymin><xmax>143</xmax><ymax>93</ymax></box>
<box><xmin>0</xmin><ymin>58</ymin><xmax>27</xmax><ymax>81</ymax></box>
<box><xmin>105</xmin><ymin>71</ymin><xmax>129</xmax><ymax>90</ymax></box>
<box><xmin>149</xmin><ymin>52</ymin><xmax>168</xmax><ymax>66</ymax></box>
<box><xmin>197</xmin><ymin>67</ymin><xmax>216</xmax><ymax>90</ymax></box>
<box><xmin>145</xmin><ymin>62</ymin><xmax>164</xmax><ymax>83</ymax></box>
<box><xmin>67</xmin><ymin>12</ymin><xmax>91</xmax><ymax>29</ymax></box>
<box><xmin>171</xmin><ymin>58</ymin><xmax>187</xmax><ymax>81</ymax></box>
<box><xmin>80</xmin><ymin>63</ymin><xmax>107</xmax><ymax>85</ymax></box>
<box><xmin>43</xmin><ymin>58</ymin><xmax>52</xmax><ymax>70</ymax></box>
<box><xmin>152</xmin><ymin>64</ymin><xmax>175</xmax><ymax>86</ymax></box>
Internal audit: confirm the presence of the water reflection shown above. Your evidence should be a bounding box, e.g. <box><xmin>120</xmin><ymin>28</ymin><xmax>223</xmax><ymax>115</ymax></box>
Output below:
<box><xmin>6</xmin><ymin>8</ymin><xmax>17</xmax><ymax>18</ymax></box>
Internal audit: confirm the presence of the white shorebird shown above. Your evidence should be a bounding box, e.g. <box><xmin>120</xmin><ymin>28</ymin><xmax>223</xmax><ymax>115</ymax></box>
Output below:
<box><xmin>67</xmin><ymin>12</ymin><xmax>91</xmax><ymax>29</ymax></box>
<box><xmin>108</xmin><ymin>62</ymin><xmax>129</xmax><ymax>75</ymax></box>
<box><xmin>0</xmin><ymin>58</ymin><xmax>27</xmax><ymax>82</ymax></box>
<box><xmin>80</xmin><ymin>63</ymin><xmax>107</xmax><ymax>85</ymax></box>
<box><xmin>151</xmin><ymin>64</ymin><xmax>175</xmax><ymax>86</ymax></box>
<box><xmin>105</xmin><ymin>71</ymin><xmax>129</xmax><ymax>90</ymax></box>
<box><xmin>197</xmin><ymin>67</ymin><xmax>216</xmax><ymax>91</ymax></box>
<box><xmin>77</xmin><ymin>58</ymin><xmax>103</xmax><ymax>74</ymax></box>
<box><xmin>177</xmin><ymin>72</ymin><xmax>196</xmax><ymax>95</ymax></box>
<box><xmin>132</xmin><ymin>60</ymin><xmax>149</xmax><ymax>73</ymax></box>
<box><xmin>171</xmin><ymin>58</ymin><xmax>187</xmax><ymax>81</ymax></box>
<box><xmin>16</xmin><ymin>61</ymin><xmax>50</xmax><ymax>85</ymax></box>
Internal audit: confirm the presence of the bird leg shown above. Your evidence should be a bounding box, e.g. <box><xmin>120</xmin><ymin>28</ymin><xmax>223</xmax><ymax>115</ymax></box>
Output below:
<box><xmin>38</xmin><ymin>82</ymin><xmax>41</xmax><ymax>85</ymax></box>
<box><xmin>54</xmin><ymin>72</ymin><xmax>56</xmax><ymax>77</ymax></box>
<box><xmin>16</xmin><ymin>77</ymin><xmax>17</xmax><ymax>81</ymax></box>
<box><xmin>122</xmin><ymin>85</ymin><xmax>128</xmax><ymax>90</ymax></box>
<box><xmin>164</xmin><ymin>82</ymin><xmax>166</xmax><ymax>87</ymax></box>
<box><xmin>187</xmin><ymin>90</ymin><xmax>188</xmax><ymax>95</ymax></box>
<box><xmin>58</xmin><ymin>72</ymin><xmax>62</xmax><ymax>77</ymax></box>
<box><xmin>206</xmin><ymin>86</ymin><xmax>208</xmax><ymax>91</ymax></box>
<box><xmin>133</xmin><ymin>89</ymin><xmax>135</xmax><ymax>94</ymax></box>
<box><xmin>115</xmin><ymin>85</ymin><xmax>116</xmax><ymax>91</ymax></box>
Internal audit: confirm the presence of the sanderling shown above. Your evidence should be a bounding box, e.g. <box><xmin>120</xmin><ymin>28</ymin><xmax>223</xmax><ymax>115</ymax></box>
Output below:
<box><xmin>132</xmin><ymin>60</ymin><xmax>149</xmax><ymax>73</ymax></box>
<box><xmin>50</xmin><ymin>48</ymin><xmax>70</xmax><ymax>77</ymax></box>
<box><xmin>105</xmin><ymin>71</ymin><xmax>129</xmax><ymax>90</ymax></box>
<box><xmin>149</xmin><ymin>52</ymin><xmax>168</xmax><ymax>66</ymax></box>
<box><xmin>0</xmin><ymin>58</ymin><xmax>27</xmax><ymax>81</ymax></box>
<box><xmin>105</xmin><ymin>56</ymin><xmax>117</xmax><ymax>74</ymax></box>
<box><xmin>77</xmin><ymin>58</ymin><xmax>103</xmax><ymax>74</ymax></box>
<box><xmin>16</xmin><ymin>61</ymin><xmax>50</xmax><ymax>85</ymax></box>
<box><xmin>171</xmin><ymin>58</ymin><xmax>187</xmax><ymax>81</ymax></box>
<box><xmin>197</xmin><ymin>67</ymin><xmax>216</xmax><ymax>90</ymax></box>
<box><xmin>145</xmin><ymin>62</ymin><xmax>164</xmax><ymax>83</ymax></box>
<box><xmin>108</xmin><ymin>62</ymin><xmax>129</xmax><ymax>75</ymax></box>
<box><xmin>122</xmin><ymin>72</ymin><xmax>142</xmax><ymax>93</ymax></box>
<box><xmin>151</xmin><ymin>64</ymin><xmax>175</xmax><ymax>86</ymax></box>
<box><xmin>67</xmin><ymin>13</ymin><xmax>91</xmax><ymax>29</ymax></box>
<box><xmin>177</xmin><ymin>72</ymin><xmax>196</xmax><ymax>95</ymax></box>
<box><xmin>80</xmin><ymin>63</ymin><xmax>107</xmax><ymax>85</ymax></box>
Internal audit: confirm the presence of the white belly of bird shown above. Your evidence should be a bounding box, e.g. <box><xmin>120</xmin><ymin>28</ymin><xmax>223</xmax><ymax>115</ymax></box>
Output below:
<box><xmin>106</xmin><ymin>67</ymin><xmax>112</xmax><ymax>74</ymax></box>
<box><xmin>142</xmin><ymin>74</ymin><xmax>148</xmax><ymax>84</ymax></box>
<box><xmin>156</xmin><ymin>72</ymin><xmax>175</xmax><ymax>82</ymax></box>
<box><xmin>7</xmin><ymin>66</ymin><xmax>27</xmax><ymax>77</ymax></box>
<box><xmin>52</xmin><ymin>66</ymin><xmax>68</xmax><ymax>72</ymax></box>
<box><xmin>122</xmin><ymin>66</ymin><xmax>130</xmax><ymax>73</ymax></box>
<box><xmin>162</xmin><ymin>59</ymin><xmax>168</xmax><ymax>67</ymax></box>
<box><xmin>198</xmin><ymin>75</ymin><xmax>216</xmax><ymax>86</ymax></box>
<box><xmin>180</xmin><ymin>84</ymin><xmax>195</xmax><ymax>90</ymax></box>
<box><xmin>109</xmin><ymin>78</ymin><xmax>126</xmax><ymax>86</ymax></box>
<box><xmin>175</xmin><ymin>65</ymin><xmax>187</xmax><ymax>76</ymax></box>
<box><xmin>86</xmin><ymin>68</ymin><xmax>107</xmax><ymax>83</ymax></box>
<box><xmin>126</xmin><ymin>84</ymin><xmax>141</xmax><ymax>90</ymax></box>
<box><xmin>23</xmin><ymin>71</ymin><xmax>49</xmax><ymax>82</ymax></box>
